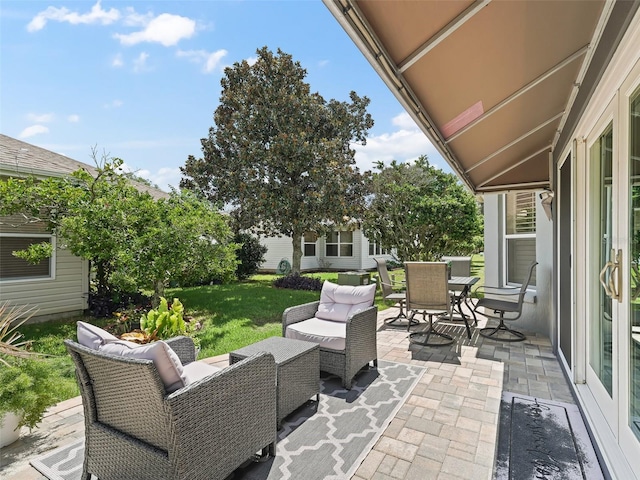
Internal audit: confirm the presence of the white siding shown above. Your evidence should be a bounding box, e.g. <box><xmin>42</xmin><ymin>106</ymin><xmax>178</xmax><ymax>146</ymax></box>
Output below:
<box><xmin>0</xmin><ymin>246</ymin><xmax>88</xmax><ymax>322</ymax></box>
<box><xmin>260</xmin><ymin>235</ymin><xmax>294</xmax><ymax>270</ymax></box>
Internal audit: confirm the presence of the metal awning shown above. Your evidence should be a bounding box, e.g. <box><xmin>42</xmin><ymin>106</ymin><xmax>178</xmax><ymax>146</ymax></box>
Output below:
<box><xmin>324</xmin><ymin>0</ymin><xmax>608</xmax><ymax>193</ymax></box>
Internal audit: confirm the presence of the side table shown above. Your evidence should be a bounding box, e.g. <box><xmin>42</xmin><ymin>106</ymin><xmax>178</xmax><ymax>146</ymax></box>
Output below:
<box><xmin>229</xmin><ymin>336</ymin><xmax>320</xmax><ymax>426</ymax></box>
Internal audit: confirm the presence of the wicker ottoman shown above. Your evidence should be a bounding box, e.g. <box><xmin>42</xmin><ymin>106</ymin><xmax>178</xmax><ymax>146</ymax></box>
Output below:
<box><xmin>229</xmin><ymin>337</ymin><xmax>320</xmax><ymax>426</ymax></box>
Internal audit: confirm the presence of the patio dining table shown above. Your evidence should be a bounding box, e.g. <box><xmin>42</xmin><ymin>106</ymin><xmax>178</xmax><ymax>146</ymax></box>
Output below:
<box><xmin>446</xmin><ymin>276</ymin><xmax>480</xmax><ymax>339</ymax></box>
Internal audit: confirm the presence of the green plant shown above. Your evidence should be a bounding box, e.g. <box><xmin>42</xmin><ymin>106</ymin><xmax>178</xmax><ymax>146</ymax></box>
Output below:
<box><xmin>0</xmin><ymin>357</ymin><xmax>60</xmax><ymax>429</ymax></box>
<box><xmin>140</xmin><ymin>297</ymin><xmax>187</xmax><ymax>339</ymax></box>
<box><xmin>0</xmin><ymin>303</ymin><xmax>61</xmax><ymax>429</ymax></box>
<box><xmin>234</xmin><ymin>232</ymin><xmax>268</xmax><ymax>280</ymax></box>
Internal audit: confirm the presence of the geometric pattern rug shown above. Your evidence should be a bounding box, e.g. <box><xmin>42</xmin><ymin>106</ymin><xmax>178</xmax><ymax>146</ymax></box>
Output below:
<box><xmin>30</xmin><ymin>360</ymin><xmax>424</xmax><ymax>480</ymax></box>
<box><xmin>495</xmin><ymin>392</ymin><xmax>604</xmax><ymax>480</ymax></box>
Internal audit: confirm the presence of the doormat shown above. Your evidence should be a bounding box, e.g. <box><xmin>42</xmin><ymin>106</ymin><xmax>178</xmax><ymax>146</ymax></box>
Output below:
<box><xmin>30</xmin><ymin>361</ymin><xmax>424</xmax><ymax>480</ymax></box>
<box><xmin>495</xmin><ymin>393</ymin><xmax>604</xmax><ymax>480</ymax></box>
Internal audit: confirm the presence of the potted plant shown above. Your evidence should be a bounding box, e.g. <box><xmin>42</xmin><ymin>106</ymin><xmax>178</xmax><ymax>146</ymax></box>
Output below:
<box><xmin>0</xmin><ymin>303</ymin><xmax>60</xmax><ymax>447</ymax></box>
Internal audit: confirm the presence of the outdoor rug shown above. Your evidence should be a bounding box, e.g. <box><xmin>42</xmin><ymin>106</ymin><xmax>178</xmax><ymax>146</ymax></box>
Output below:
<box><xmin>30</xmin><ymin>360</ymin><xmax>424</xmax><ymax>480</ymax></box>
<box><xmin>495</xmin><ymin>392</ymin><xmax>604</xmax><ymax>480</ymax></box>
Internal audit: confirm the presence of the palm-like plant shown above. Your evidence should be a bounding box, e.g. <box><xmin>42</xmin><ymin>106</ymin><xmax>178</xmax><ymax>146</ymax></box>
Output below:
<box><xmin>0</xmin><ymin>303</ymin><xmax>37</xmax><ymax>364</ymax></box>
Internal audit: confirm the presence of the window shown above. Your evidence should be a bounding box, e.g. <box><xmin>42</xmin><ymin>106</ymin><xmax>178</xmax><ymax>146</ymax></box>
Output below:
<box><xmin>0</xmin><ymin>235</ymin><xmax>53</xmax><ymax>281</ymax></box>
<box><xmin>504</xmin><ymin>192</ymin><xmax>536</xmax><ymax>286</ymax></box>
<box><xmin>368</xmin><ymin>242</ymin><xmax>388</xmax><ymax>256</ymax></box>
<box><xmin>325</xmin><ymin>231</ymin><xmax>353</xmax><ymax>257</ymax></box>
<box><xmin>303</xmin><ymin>232</ymin><xmax>317</xmax><ymax>257</ymax></box>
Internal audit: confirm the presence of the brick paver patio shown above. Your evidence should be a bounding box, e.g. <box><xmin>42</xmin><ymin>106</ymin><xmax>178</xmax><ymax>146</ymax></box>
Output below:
<box><xmin>0</xmin><ymin>305</ymin><xmax>580</xmax><ymax>479</ymax></box>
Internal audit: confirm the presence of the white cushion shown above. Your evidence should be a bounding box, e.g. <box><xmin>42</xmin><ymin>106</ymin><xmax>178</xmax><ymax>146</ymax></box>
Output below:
<box><xmin>182</xmin><ymin>361</ymin><xmax>221</xmax><ymax>385</ymax></box>
<box><xmin>77</xmin><ymin>321</ymin><xmax>119</xmax><ymax>350</ymax></box>
<box><xmin>315</xmin><ymin>281</ymin><xmax>376</xmax><ymax>323</ymax></box>
<box><xmin>100</xmin><ymin>340</ymin><xmax>186</xmax><ymax>393</ymax></box>
<box><xmin>285</xmin><ymin>317</ymin><xmax>346</xmax><ymax>351</ymax></box>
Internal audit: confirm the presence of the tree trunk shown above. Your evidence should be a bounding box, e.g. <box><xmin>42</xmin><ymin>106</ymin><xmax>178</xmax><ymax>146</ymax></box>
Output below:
<box><xmin>291</xmin><ymin>233</ymin><xmax>303</xmax><ymax>275</ymax></box>
<box><xmin>152</xmin><ymin>279</ymin><xmax>165</xmax><ymax>307</ymax></box>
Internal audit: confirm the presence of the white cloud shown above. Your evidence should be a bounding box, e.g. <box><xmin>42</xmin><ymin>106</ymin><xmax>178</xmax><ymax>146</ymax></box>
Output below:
<box><xmin>68</xmin><ymin>114</ymin><xmax>80</xmax><ymax>123</ymax></box>
<box><xmin>104</xmin><ymin>99</ymin><xmax>123</xmax><ymax>109</ymax></box>
<box><xmin>134</xmin><ymin>166</ymin><xmax>181</xmax><ymax>192</ymax></box>
<box><xmin>133</xmin><ymin>52</ymin><xmax>149</xmax><ymax>72</ymax></box>
<box><xmin>122</xmin><ymin>8</ymin><xmax>154</xmax><ymax>27</ymax></box>
<box><xmin>246</xmin><ymin>56</ymin><xmax>258</xmax><ymax>66</ymax></box>
<box><xmin>27</xmin><ymin>1</ymin><xmax>120</xmax><ymax>32</ymax></box>
<box><xmin>19</xmin><ymin>125</ymin><xmax>49</xmax><ymax>138</ymax></box>
<box><xmin>318</xmin><ymin>59</ymin><xmax>329</xmax><ymax>68</ymax></box>
<box><xmin>353</xmin><ymin>112</ymin><xmax>446</xmax><ymax>172</ymax></box>
<box><xmin>114</xmin><ymin>13</ymin><xmax>196</xmax><ymax>47</ymax></box>
<box><xmin>112</xmin><ymin>53</ymin><xmax>123</xmax><ymax>68</ymax></box>
<box><xmin>391</xmin><ymin>111</ymin><xmax>419</xmax><ymax>130</ymax></box>
<box><xmin>26</xmin><ymin>112</ymin><xmax>54</xmax><ymax>123</ymax></box>
<box><xmin>177</xmin><ymin>49</ymin><xmax>228</xmax><ymax>73</ymax></box>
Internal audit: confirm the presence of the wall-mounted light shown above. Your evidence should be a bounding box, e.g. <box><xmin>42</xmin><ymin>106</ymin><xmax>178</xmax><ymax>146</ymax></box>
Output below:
<box><xmin>540</xmin><ymin>190</ymin><xmax>554</xmax><ymax>221</ymax></box>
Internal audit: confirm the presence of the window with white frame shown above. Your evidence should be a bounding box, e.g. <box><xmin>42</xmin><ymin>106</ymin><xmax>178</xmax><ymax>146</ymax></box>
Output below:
<box><xmin>303</xmin><ymin>232</ymin><xmax>317</xmax><ymax>257</ymax></box>
<box><xmin>368</xmin><ymin>242</ymin><xmax>388</xmax><ymax>256</ymax></box>
<box><xmin>504</xmin><ymin>192</ymin><xmax>537</xmax><ymax>286</ymax></box>
<box><xmin>325</xmin><ymin>230</ymin><xmax>353</xmax><ymax>257</ymax></box>
<box><xmin>0</xmin><ymin>234</ymin><xmax>53</xmax><ymax>281</ymax></box>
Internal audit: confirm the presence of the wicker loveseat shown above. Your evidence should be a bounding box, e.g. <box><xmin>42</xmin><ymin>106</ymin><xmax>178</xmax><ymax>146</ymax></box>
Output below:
<box><xmin>65</xmin><ymin>331</ymin><xmax>277</xmax><ymax>480</ymax></box>
<box><xmin>282</xmin><ymin>281</ymin><xmax>378</xmax><ymax>389</ymax></box>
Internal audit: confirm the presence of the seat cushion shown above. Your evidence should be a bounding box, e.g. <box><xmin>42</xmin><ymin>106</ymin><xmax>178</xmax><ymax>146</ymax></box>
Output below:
<box><xmin>100</xmin><ymin>340</ymin><xmax>186</xmax><ymax>393</ymax></box>
<box><xmin>285</xmin><ymin>317</ymin><xmax>346</xmax><ymax>351</ymax></box>
<box><xmin>182</xmin><ymin>361</ymin><xmax>221</xmax><ymax>385</ymax></box>
<box><xmin>316</xmin><ymin>281</ymin><xmax>376</xmax><ymax>323</ymax></box>
<box><xmin>77</xmin><ymin>321</ymin><xmax>119</xmax><ymax>350</ymax></box>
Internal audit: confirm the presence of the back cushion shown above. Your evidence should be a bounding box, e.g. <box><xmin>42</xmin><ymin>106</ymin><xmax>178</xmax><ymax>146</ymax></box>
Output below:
<box><xmin>316</xmin><ymin>281</ymin><xmax>376</xmax><ymax>323</ymax></box>
<box><xmin>77</xmin><ymin>321</ymin><xmax>119</xmax><ymax>350</ymax></box>
<box><xmin>100</xmin><ymin>340</ymin><xmax>186</xmax><ymax>393</ymax></box>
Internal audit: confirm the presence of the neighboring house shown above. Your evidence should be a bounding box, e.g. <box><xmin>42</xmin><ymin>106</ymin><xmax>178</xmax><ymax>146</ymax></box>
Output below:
<box><xmin>326</xmin><ymin>1</ymin><xmax>640</xmax><ymax>477</ymax></box>
<box><xmin>0</xmin><ymin>134</ymin><xmax>166</xmax><ymax>322</ymax></box>
<box><xmin>260</xmin><ymin>228</ymin><xmax>393</xmax><ymax>272</ymax></box>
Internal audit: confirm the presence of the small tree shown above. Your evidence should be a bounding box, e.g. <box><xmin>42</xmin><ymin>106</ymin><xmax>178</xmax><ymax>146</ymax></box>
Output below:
<box><xmin>0</xmin><ymin>154</ymin><xmax>237</xmax><ymax>305</ymax></box>
<box><xmin>362</xmin><ymin>156</ymin><xmax>483</xmax><ymax>262</ymax></box>
<box><xmin>234</xmin><ymin>233</ymin><xmax>268</xmax><ymax>280</ymax></box>
<box><xmin>181</xmin><ymin>46</ymin><xmax>374</xmax><ymax>274</ymax></box>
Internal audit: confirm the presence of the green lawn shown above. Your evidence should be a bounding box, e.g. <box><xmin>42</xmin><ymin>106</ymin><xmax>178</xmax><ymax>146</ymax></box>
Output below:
<box><xmin>18</xmin><ymin>257</ymin><xmax>485</xmax><ymax>404</ymax></box>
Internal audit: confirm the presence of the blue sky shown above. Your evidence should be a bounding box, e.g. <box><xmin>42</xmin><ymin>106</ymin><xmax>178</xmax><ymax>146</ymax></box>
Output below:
<box><xmin>1</xmin><ymin>0</ymin><xmax>445</xmax><ymax>191</ymax></box>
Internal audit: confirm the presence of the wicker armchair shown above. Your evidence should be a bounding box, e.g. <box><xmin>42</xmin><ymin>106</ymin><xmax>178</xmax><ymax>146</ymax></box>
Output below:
<box><xmin>282</xmin><ymin>282</ymin><xmax>378</xmax><ymax>389</ymax></box>
<box><xmin>65</xmin><ymin>336</ymin><xmax>277</xmax><ymax>480</ymax></box>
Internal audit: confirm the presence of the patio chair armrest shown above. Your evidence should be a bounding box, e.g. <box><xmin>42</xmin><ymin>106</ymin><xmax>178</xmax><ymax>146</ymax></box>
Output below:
<box><xmin>345</xmin><ymin>306</ymin><xmax>378</xmax><ymax>347</ymax></box>
<box><xmin>166</xmin><ymin>352</ymin><xmax>277</xmax><ymax>476</ymax></box>
<box><xmin>473</xmin><ymin>285</ymin><xmax>520</xmax><ymax>297</ymax></box>
<box><xmin>282</xmin><ymin>301</ymin><xmax>320</xmax><ymax>335</ymax></box>
<box><xmin>165</xmin><ymin>336</ymin><xmax>197</xmax><ymax>364</ymax></box>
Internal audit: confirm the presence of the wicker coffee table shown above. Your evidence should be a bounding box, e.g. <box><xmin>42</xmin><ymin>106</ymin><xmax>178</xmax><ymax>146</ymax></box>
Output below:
<box><xmin>229</xmin><ymin>336</ymin><xmax>320</xmax><ymax>426</ymax></box>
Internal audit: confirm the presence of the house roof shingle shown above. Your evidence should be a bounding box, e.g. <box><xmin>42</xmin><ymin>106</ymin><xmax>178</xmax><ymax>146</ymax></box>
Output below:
<box><xmin>0</xmin><ymin>134</ymin><xmax>169</xmax><ymax>200</ymax></box>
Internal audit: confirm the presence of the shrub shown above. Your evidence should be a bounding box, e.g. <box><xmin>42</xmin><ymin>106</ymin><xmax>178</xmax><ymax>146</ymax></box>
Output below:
<box><xmin>235</xmin><ymin>233</ymin><xmax>268</xmax><ymax>280</ymax></box>
<box><xmin>87</xmin><ymin>290</ymin><xmax>152</xmax><ymax>318</ymax></box>
<box><xmin>273</xmin><ymin>273</ymin><xmax>323</xmax><ymax>291</ymax></box>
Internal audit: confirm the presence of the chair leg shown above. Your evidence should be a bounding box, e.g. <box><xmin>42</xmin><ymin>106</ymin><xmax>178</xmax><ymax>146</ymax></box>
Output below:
<box><xmin>409</xmin><ymin>312</ymin><xmax>454</xmax><ymax>346</ymax></box>
<box><xmin>479</xmin><ymin>313</ymin><xmax>525</xmax><ymax>342</ymax></box>
<box><xmin>385</xmin><ymin>300</ymin><xmax>419</xmax><ymax>327</ymax></box>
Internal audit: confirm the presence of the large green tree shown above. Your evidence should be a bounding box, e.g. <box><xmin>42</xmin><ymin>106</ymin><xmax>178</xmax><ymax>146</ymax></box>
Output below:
<box><xmin>362</xmin><ymin>156</ymin><xmax>483</xmax><ymax>262</ymax></box>
<box><xmin>0</xmin><ymin>156</ymin><xmax>236</xmax><ymax>303</ymax></box>
<box><xmin>181</xmin><ymin>46</ymin><xmax>374</xmax><ymax>274</ymax></box>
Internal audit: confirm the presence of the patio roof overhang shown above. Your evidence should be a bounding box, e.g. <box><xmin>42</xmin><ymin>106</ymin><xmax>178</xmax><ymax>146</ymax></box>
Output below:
<box><xmin>324</xmin><ymin>0</ymin><xmax>609</xmax><ymax>193</ymax></box>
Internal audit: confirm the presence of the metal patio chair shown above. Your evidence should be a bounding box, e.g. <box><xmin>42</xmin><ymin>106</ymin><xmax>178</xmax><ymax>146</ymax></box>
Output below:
<box><xmin>405</xmin><ymin>261</ymin><xmax>453</xmax><ymax>346</ymax></box>
<box><xmin>474</xmin><ymin>261</ymin><xmax>538</xmax><ymax>342</ymax></box>
<box><xmin>374</xmin><ymin>257</ymin><xmax>415</xmax><ymax>327</ymax></box>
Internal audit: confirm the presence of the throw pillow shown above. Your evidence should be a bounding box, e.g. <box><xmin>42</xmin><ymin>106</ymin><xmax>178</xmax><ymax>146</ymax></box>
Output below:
<box><xmin>100</xmin><ymin>340</ymin><xmax>186</xmax><ymax>393</ymax></box>
<box><xmin>77</xmin><ymin>321</ymin><xmax>119</xmax><ymax>350</ymax></box>
<box><xmin>316</xmin><ymin>281</ymin><xmax>376</xmax><ymax>323</ymax></box>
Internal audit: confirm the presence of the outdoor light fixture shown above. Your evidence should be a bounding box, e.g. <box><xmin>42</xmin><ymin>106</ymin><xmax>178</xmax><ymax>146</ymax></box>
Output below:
<box><xmin>540</xmin><ymin>190</ymin><xmax>554</xmax><ymax>221</ymax></box>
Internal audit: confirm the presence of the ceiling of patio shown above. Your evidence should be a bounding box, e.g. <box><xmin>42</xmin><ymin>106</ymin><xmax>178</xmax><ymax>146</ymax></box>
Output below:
<box><xmin>325</xmin><ymin>0</ymin><xmax>607</xmax><ymax>193</ymax></box>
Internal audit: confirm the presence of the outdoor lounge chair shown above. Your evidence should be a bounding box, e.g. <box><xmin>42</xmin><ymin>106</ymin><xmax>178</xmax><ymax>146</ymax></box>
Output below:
<box><xmin>405</xmin><ymin>261</ymin><xmax>454</xmax><ymax>346</ymax></box>
<box><xmin>65</xmin><ymin>324</ymin><xmax>277</xmax><ymax>480</ymax></box>
<box><xmin>282</xmin><ymin>281</ymin><xmax>378</xmax><ymax>389</ymax></box>
<box><xmin>474</xmin><ymin>261</ymin><xmax>538</xmax><ymax>342</ymax></box>
<box><xmin>374</xmin><ymin>257</ymin><xmax>416</xmax><ymax>327</ymax></box>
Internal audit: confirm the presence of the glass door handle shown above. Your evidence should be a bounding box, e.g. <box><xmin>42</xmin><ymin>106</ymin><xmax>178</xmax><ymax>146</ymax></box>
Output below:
<box><xmin>600</xmin><ymin>249</ymin><xmax>623</xmax><ymax>302</ymax></box>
